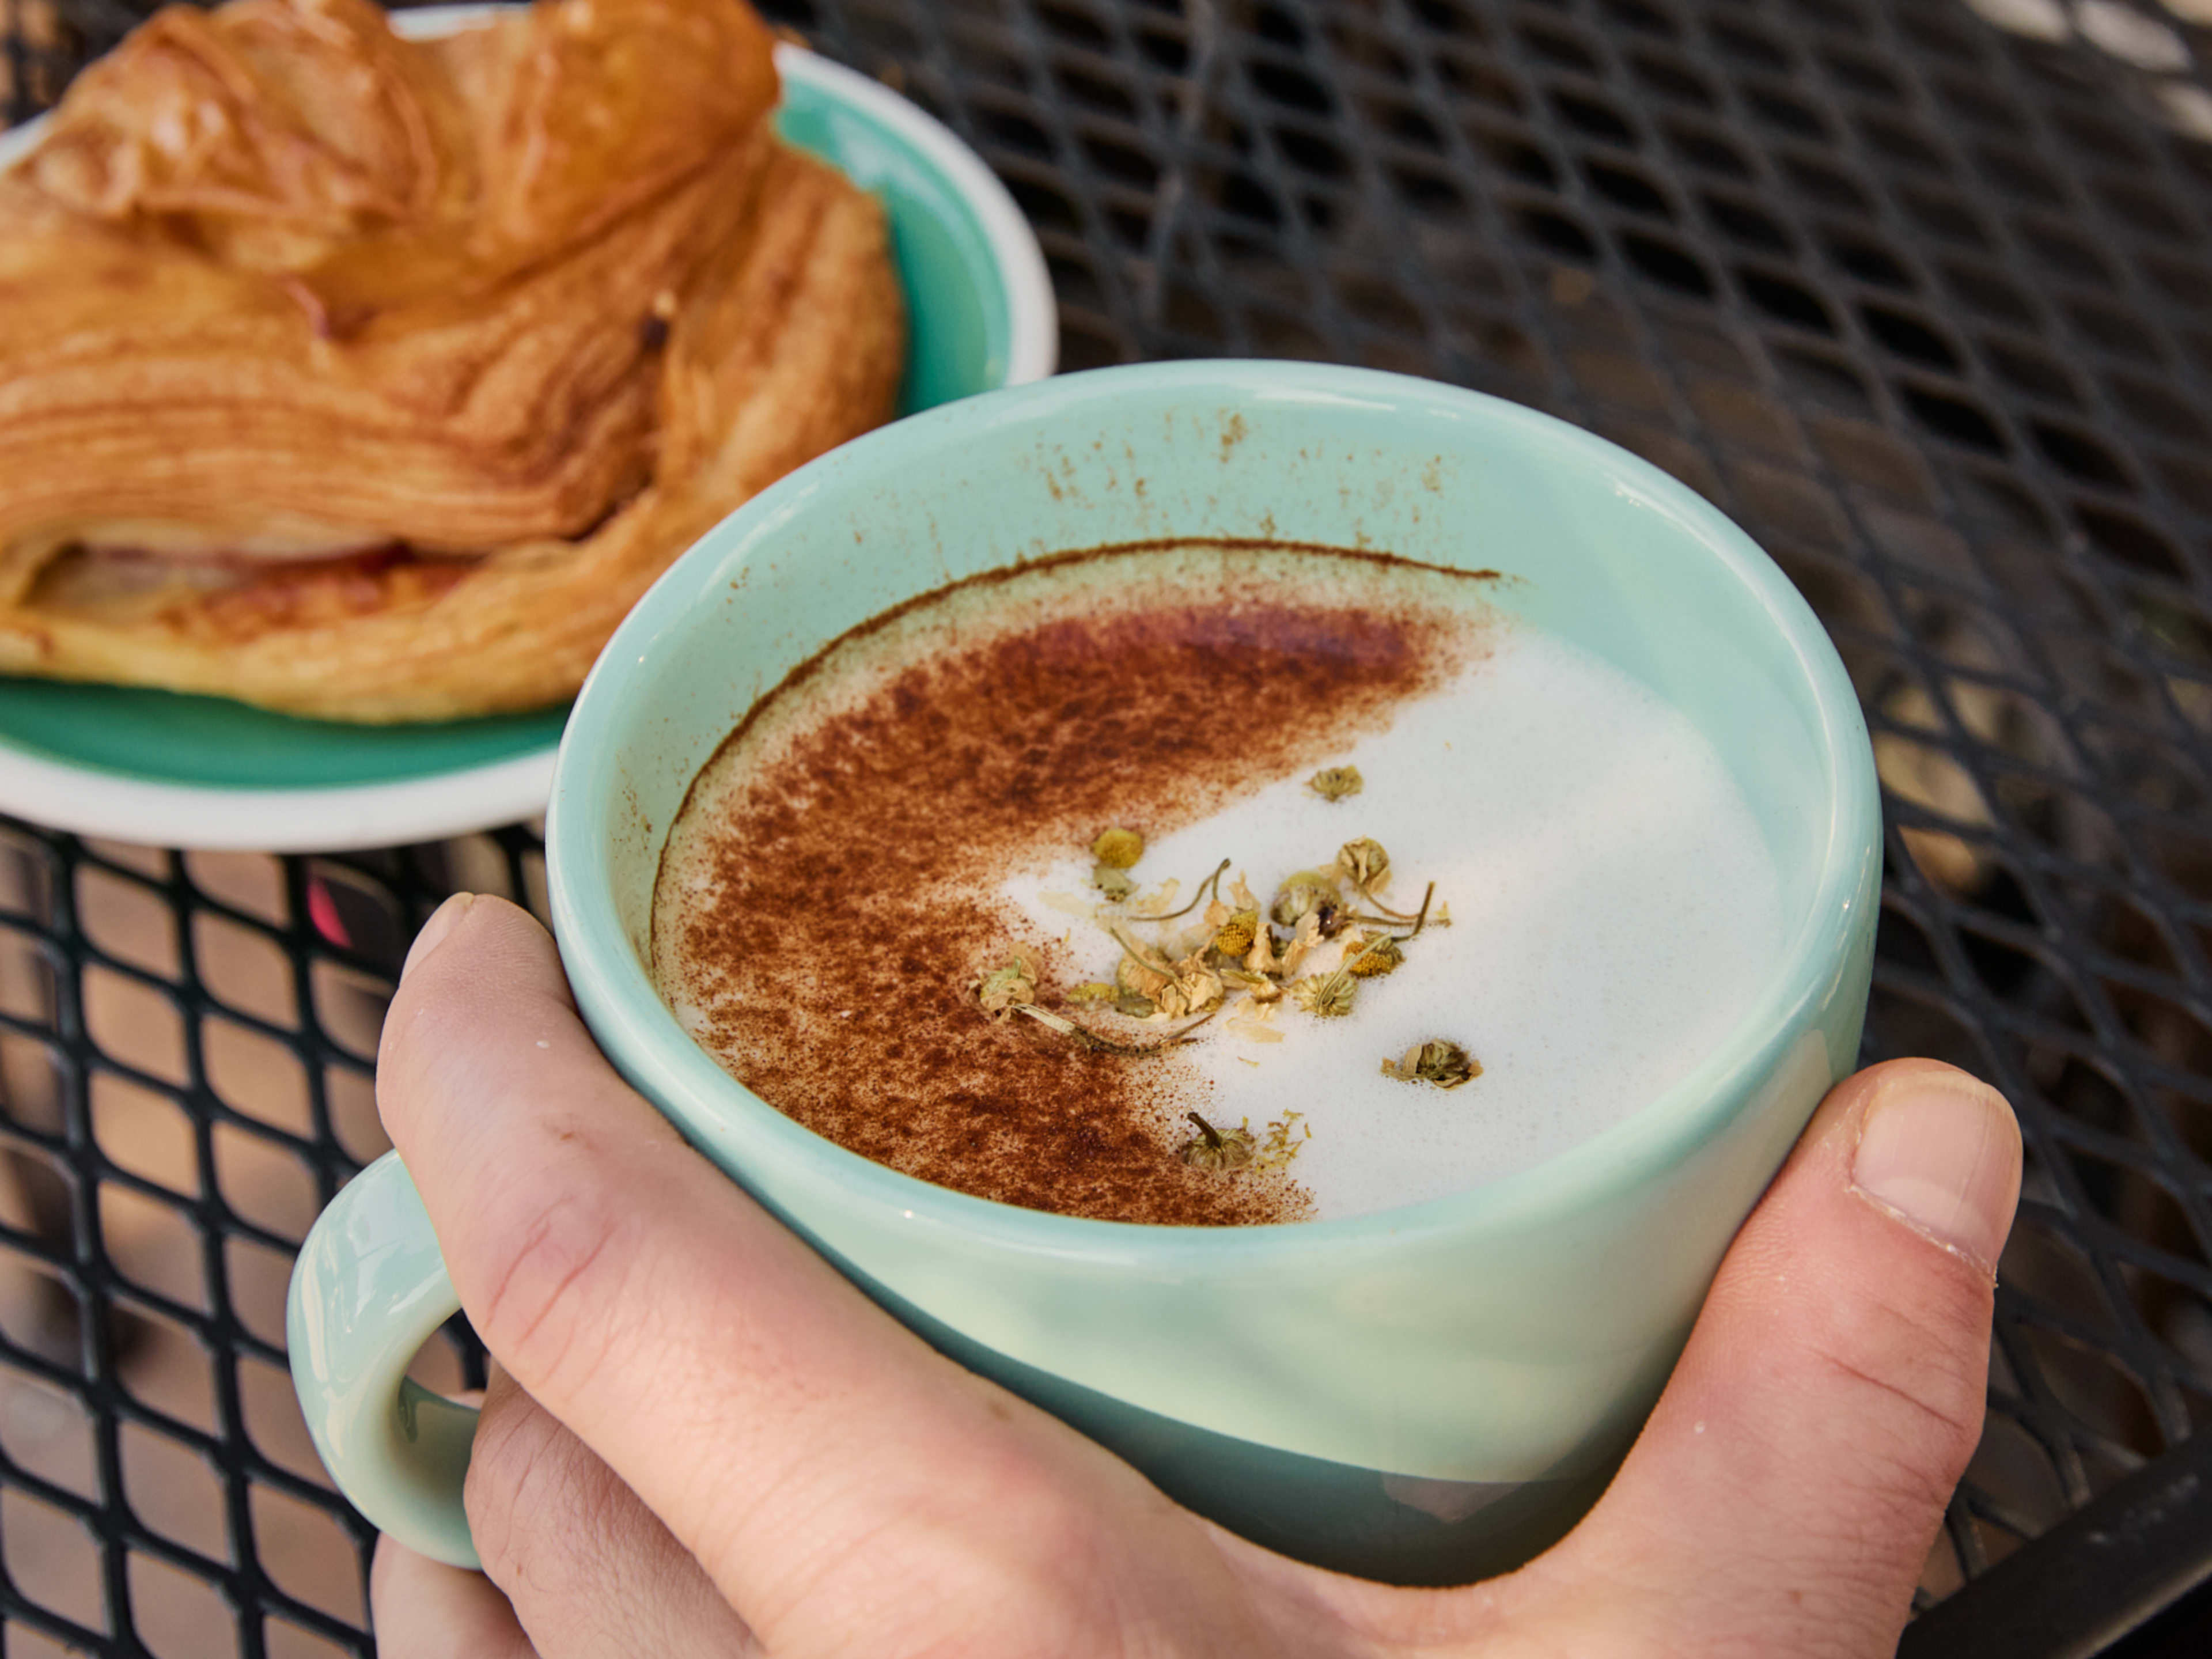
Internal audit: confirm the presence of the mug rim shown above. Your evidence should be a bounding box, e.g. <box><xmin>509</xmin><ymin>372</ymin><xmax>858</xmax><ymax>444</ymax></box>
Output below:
<box><xmin>547</xmin><ymin>359</ymin><xmax>1882</xmax><ymax>1264</ymax></box>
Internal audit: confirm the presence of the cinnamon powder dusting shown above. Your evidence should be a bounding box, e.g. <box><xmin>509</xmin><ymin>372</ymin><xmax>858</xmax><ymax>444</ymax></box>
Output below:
<box><xmin>653</xmin><ymin>541</ymin><xmax>1496</xmax><ymax>1225</ymax></box>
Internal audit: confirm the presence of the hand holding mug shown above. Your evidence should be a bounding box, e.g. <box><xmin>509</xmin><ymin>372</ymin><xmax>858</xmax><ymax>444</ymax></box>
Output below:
<box><xmin>370</xmin><ymin>893</ymin><xmax>2019</xmax><ymax>1658</ymax></box>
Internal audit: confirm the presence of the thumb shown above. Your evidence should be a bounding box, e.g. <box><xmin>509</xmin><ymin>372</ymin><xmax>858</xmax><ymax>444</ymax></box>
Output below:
<box><xmin>1534</xmin><ymin>1059</ymin><xmax>2021</xmax><ymax>1658</ymax></box>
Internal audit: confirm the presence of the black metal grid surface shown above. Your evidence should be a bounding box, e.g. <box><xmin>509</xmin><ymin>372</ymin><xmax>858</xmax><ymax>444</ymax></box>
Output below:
<box><xmin>3</xmin><ymin>0</ymin><xmax>2212</xmax><ymax>1653</ymax></box>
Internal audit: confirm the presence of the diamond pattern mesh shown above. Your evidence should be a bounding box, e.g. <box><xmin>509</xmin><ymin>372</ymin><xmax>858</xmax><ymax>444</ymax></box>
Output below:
<box><xmin>2</xmin><ymin>0</ymin><xmax>2211</xmax><ymax>1652</ymax></box>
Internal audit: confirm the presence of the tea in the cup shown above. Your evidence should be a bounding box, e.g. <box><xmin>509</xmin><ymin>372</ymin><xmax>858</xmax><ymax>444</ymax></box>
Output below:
<box><xmin>652</xmin><ymin>541</ymin><xmax>1782</xmax><ymax>1225</ymax></box>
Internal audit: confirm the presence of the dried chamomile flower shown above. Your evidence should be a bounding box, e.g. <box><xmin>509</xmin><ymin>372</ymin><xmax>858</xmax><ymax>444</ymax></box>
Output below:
<box><xmin>1178</xmin><ymin>1112</ymin><xmax>1256</xmax><ymax>1172</ymax></box>
<box><xmin>1381</xmin><ymin>1039</ymin><xmax>1480</xmax><ymax>1089</ymax></box>
<box><xmin>1279</xmin><ymin>911</ymin><xmax>1324</xmax><ymax>975</ymax></box>
<box><xmin>1228</xmin><ymin>871</ymin><xmax>1261</xmax><ymax>911</ymax></box>
<box><xmin>976</xmin><ymin>956</ymin><xmax>1037</xmax><ymax>1018</ymax></box>
<box><xmin>1337</xmin><ymin>837</ymin><xmax>1390</xmax><ymax>889</ymax></box>
<box><xmin>1244</xmin><ymin>923</ymin><xmax>1283</xmax><ymax>978</ymax></box>
<box><xmin>1271</xmin><ymin>869</ymin><xmax>1341</xmax><ymax>929</ymax></box>
<box><xmin>1112</xmin><ymin>922</ymin><xmax>1176</xmax><ymax>979</ymax></box>
<box><xmin>1012</xmin><ymin>1003</ymin><xmax>1171</xmax><ymax>1058</ymax></box>
<box><xmin>1128</xmin><ymin>950</ymin><xmax>1222</xmax><ymax>1021</ymax></box>
<box><xmin>1168</xmin><ymin>953</ymin><xmax>1225</xmax><ymax>1017</ymax></box>
<box><xmin>1092</xmin><ymin>863</ymin><xmax>1136</xmax><ymax>901</ymax></box>
<box><xmin>1213</xmin><ymin>908</ymin><xmax>1260</xmax><ymax>957</ymax></box>
<box><xmin>1091</xmin><ymin>827</ymin><xmax>1145</xmax><ymax>869</ymax></box>
<box><xmin>1309</xmin><ymin>765</ymin><xmax>1363</xmax><ymax>801</ymax></box>
<box><xmin>1346</xmin><ymin>935</ymin><xmax>1404</xmax><ymax>978</ymax></box>
<box><xmin>1067</xmin><ymin>982</ymin><xmax>1119</xmax><ymax>1003</ymax></box>
<box><xmin>1155</xmin><ymin>983</ymin><xmax>1194</xmax><ymax>1020</ymax></box>
<box><xmin>1221</xmin><ymin>967</ymin><xmax>1284</xmax><ymax>1002</ymax></box>
<box><xmin>1253</xmin><ymin>1111</ymin><xmax>1311</xmax><ymax>1172</ymax></box>
<box><xmin>1117</xmin><ymin>954</ymin><xmax>1171</xmax><ymax>1000</ymax></box>
<box><xmin>1290</xmin><ymin>971</ymin><xmax>1356</xmax><ymax>1018</ymax></box>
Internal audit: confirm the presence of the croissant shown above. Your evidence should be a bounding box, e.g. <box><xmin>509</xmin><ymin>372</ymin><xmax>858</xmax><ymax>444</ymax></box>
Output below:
<box><xmin>0</xmin><ymin>0</ymin><xmax>904</xmax><ymax>721</ymax></box>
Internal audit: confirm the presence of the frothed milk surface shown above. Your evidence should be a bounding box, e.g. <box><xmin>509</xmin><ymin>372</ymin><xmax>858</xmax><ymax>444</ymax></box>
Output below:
<box><xmin>652</xmin><ymin>542</ymin><xmax>1784</xmax><ymax>1226</ymax></box>
<box><xmin>1001</xmin><ymin>628</ymin><xmax>1783</xmax><ymax>1218</ymax></box>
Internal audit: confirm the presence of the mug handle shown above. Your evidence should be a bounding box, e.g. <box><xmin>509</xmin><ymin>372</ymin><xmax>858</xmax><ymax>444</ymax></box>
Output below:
<box><xmin>286</xmin><ymin>1150</ymin><xmax>483</xmax><ymax>1569</ymax></box>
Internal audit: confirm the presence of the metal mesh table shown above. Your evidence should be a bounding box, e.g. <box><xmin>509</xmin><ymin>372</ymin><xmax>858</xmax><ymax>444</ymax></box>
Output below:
<box><xmin>3</xmin><ymin>0</ymin><xmax>2212</xmax><ymax>1653</ymax></box>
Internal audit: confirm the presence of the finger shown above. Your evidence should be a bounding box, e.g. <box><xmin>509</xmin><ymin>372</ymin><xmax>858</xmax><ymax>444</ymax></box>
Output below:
<box><xmin>380</xmin><ymin>896</ymin><xmax>1249</xmax><ymax>1650</ymax></box>
<box><xmin>465</xmin><ymin>1363</ymin><xmax>755</xmax><ymax>1657</ymax></box>
<box><xmin>370</xmin><ymin>1532</ymin><xmax>536</xmax><ymax>1659</ymax></box>
<box><xmin>1529</xmin><ymin>1058</ymin><xmax>2021</xmax><ymax>1657</ymax></box>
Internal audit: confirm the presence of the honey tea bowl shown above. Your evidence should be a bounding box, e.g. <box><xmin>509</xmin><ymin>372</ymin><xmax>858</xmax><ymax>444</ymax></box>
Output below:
<box><xmin>289</xmin><ymin>360</ymin><xmax>1881</xmax><ymax>1585</ymax></box>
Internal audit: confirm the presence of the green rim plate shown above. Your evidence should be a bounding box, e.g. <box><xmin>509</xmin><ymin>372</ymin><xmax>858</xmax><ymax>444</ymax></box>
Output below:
<box><xmin>0</xmin><ymin>29</ymin><xmax>1054</xmax><ymax>848</ymax></box>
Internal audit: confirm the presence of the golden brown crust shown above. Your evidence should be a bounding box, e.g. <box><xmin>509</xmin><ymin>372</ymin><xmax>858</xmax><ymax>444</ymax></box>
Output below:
<box><xmin>0</xmin><ymin>143</ymin><xmax>904</xmax><ymax>720</ymax></box>
<box><xmin>0</xmin><ymin>0</ymin><xmax>906</xmax><ymax>720</ymax></box>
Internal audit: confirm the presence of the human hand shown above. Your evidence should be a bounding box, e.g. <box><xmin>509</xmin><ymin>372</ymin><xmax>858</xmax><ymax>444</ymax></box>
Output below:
<box><xmin>369</xmin><ymin>894</ymin><xmax>2021</xmax><ymax>1658</ymax></box>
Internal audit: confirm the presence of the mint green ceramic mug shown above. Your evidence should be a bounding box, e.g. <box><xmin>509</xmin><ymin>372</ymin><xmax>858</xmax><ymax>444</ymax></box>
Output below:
<box><xmin>288</xmin><ymin>361</ymin><xmax>1881</xmax><ymax>1586</ymax></box>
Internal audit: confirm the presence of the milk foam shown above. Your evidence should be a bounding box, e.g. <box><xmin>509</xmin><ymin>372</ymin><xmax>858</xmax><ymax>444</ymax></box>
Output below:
<box><xmin>1000</xmin><ymin>627</ymin><xmax>1786</xmax><ymax>1221</ymax></box>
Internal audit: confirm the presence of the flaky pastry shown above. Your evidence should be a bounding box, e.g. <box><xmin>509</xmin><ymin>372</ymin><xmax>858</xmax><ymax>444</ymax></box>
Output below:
<box><xmin>0</xmin><ymin>0</ymin><xmax>904</xmax><ymax>720</ymax></box>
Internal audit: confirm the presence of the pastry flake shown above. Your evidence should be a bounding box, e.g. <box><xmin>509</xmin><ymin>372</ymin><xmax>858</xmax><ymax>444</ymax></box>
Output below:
<box><xmin>0</xmin><ymin>0</ymin><xmax>904</xmax><ymax>721</ymax></box>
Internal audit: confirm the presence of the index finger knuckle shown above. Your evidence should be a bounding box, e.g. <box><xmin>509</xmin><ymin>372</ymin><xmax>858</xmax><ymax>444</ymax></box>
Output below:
<box><xmin>465</xmin><ymin>1176</ymin><xmax>642</xmax><ymax>1398</ymax></box>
